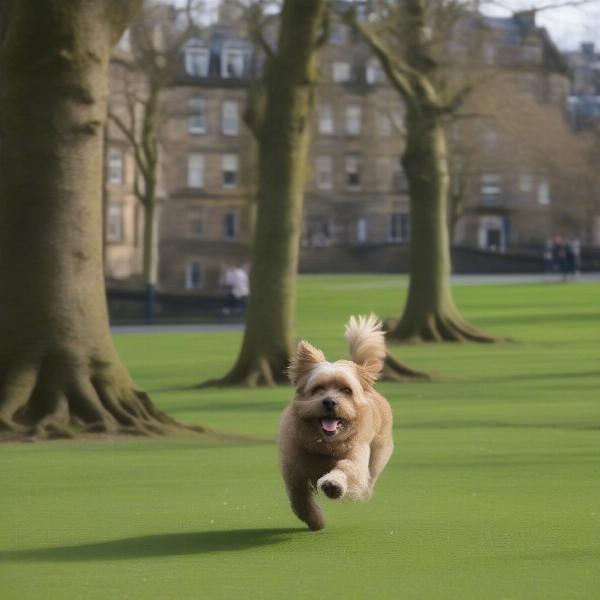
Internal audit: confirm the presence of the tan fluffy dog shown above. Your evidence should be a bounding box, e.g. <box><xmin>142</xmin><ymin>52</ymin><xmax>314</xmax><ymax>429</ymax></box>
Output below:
<box><xmin>278</xmin><ymin>315</ymin><xmax>394</xmax><ymax>530</ymax></box>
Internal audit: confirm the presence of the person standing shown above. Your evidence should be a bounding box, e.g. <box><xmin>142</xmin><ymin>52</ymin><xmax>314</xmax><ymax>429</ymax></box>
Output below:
<box><xmin>230</xmin><ymin>264</ymin><xmax>249</xmax><ymax>313</ymax></box>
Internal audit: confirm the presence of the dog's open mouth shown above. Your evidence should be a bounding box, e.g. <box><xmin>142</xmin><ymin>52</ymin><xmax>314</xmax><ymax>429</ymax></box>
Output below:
<box><xmin>319</xmin><ymin>418</ymin><xmax>343</xmax><ymax>437</ymax></box>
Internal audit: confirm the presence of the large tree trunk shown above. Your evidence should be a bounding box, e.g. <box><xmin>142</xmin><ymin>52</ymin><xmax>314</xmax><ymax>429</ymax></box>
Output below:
<box><xmin>0</xmin><ymin>0</ymin><xmax>184</xmax><ymax>440</ymax></box>
<box><xmin>203</xmin><ymin>0</ymin><xmax>327</xmax><ymax>387</ymax></box>
<box><xmin>388</xmin><ymin>108</ymin><xmax>495</xmax><ymax>343</ymax></box>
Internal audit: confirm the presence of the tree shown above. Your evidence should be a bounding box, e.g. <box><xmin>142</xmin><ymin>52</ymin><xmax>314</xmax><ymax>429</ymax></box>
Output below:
<box><xmin>108</xmin><ymin>0</ymin><xmax>199</xmax><ymax>323</ymax></box>
<box><xmin>202</xmin><ymin>0</ymin><xmax>329</xmax><ymax>386</ymax></box>
<box><xmin>345</xmin><ymin>1</ymin><xmax>497</xmax><ymax>343</ymax></box>
<box><xmin>0</xmin><ymin>0</ymin><xmax>188</xmax><ymax>440</ymax></box>
<box><xmin>448</xmin><ymin>74</ymin><xmax>599</xmax><ymax>247</ymax></box>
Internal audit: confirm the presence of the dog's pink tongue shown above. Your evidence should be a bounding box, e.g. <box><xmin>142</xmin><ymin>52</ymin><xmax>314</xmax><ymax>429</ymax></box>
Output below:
<box><xmin>321</xmin><ymin>418</ymin><xmax>338</xmax><ymax>432</ymax></box>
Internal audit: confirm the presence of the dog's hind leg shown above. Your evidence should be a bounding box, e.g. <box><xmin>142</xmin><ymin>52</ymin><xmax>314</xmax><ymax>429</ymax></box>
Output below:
<box><xmin>286</xmin><ymin>479</ymin><xmax>325</xmax><ymax>531</ymax></box>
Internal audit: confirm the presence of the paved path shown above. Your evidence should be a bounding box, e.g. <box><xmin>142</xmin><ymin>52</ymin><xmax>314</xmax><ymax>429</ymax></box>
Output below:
<box><xmin>111</xmin><ymin>273</ymin><xmax>599</xmax><ymax>335</ymax></box>
<box><xmin>111</xmin><ymin>323</ymin><xmax>244</xmax><ymax>335</ymax></box>
<box><xmin>449</xmin><ymin>273</ymin><xmax>600</xmax><ymax>285</ymax></box>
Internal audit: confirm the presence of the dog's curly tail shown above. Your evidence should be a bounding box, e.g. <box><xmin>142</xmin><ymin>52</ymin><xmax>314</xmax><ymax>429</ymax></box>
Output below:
<box><xmin>344</xmin><ymin>314</ymin><xmax>386</xmax><ymax>380</ymax></box>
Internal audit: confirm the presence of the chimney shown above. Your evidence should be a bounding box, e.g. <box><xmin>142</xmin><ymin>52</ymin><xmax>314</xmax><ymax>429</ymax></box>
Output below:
<box><xmin>218</xmin><ymin>0</ymin><xmax>243</xmax><ymax>24</ymax></box>
<box><xmin>581</xmin><ymin>42</ymin><xmax>595</xmax><ymax>57</ymax></box>
<box><xmin>513</xmin><ymin>10</ymin><xmax>536</xmax><ymax>29</ymax></box>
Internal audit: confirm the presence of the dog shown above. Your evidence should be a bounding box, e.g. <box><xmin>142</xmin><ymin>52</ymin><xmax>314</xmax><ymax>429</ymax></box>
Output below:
<box><xmin>278</xmin><ymin>315</ymin><xmax>394</xmax><ymax>530</ymax></box>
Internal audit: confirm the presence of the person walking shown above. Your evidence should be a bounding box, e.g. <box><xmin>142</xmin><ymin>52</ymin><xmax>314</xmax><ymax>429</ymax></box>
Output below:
<box><xmin>230</xmin><ymin>264</ymin><xmax>249</xmax><ymax>314</ymax></box>
<box><xmin>565</xmin><ymin>240</ymin><xmax>577</xmax><ymax>281</ymax></box>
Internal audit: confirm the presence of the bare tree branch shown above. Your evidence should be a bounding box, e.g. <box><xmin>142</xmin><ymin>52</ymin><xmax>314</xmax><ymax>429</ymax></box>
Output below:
<box><xmin>315</xmin><ymin>9</ymin><xmax>330</xmax><ymax>49</ymax></box>
<box><xmin>341</xmin><ymin>7</ymin><xmax>416</xmax><ymax>103</ymax></box>
<box><xmin>247</xmin><ymin>3</ymin><xmax>276</xmax><ymax>58</ymax></box>
<box><xmin>108</xmin><ymin>110</ymin><xmax>150</xmax><ymax>186</ymax></box>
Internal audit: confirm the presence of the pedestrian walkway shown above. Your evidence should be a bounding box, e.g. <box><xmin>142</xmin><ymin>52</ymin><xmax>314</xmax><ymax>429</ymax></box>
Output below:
<box><xmin>111</xmin><ymin>323</ymin><xmax>244</xmax><ymax>335</ymax></box>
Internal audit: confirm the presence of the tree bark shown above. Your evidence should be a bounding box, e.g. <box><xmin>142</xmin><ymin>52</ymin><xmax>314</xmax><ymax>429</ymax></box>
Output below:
<box><xmin>388</xmin><ymin>108</ymin><xmax>495</xmax><ymax>343</ymax></box>
<box><xmin>0</xmin><ymin>0</ymin><xmax>186</xmax><ymax>440</ymax></box>
<box><xmin>347</xmin><ymin>0</ymin><xmax>497</xmax><ymax>344</ymax></box>
<box><xmin>203</xmin><ymin>0</ymin><xmax>327</xmax><ymax>387</ymax></box>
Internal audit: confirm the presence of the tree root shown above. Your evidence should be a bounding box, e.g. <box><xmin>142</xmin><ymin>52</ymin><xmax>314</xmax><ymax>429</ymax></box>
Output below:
<box><xmin>0</xmin><ymin>365</ymin><xmax>200</xmax><ymax>442</ymax></box>
<box><xmin>199</xmin><ymin>354</ymin><xmax>289</xmax><ymax>388</ymax></box>
<box><xmin>382</xmin><ymin>354</ymin><xmax>431</xmax><ymax>382</ymax></box>
<box><xmin>385</xmin><ymin>313</ymin><xmax>501</xmax><ymax>344</ymax></box>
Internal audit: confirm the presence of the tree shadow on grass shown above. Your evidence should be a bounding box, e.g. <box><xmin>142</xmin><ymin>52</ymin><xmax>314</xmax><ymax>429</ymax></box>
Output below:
<box><xmin>0</xmin><ymin>528</ymin><xmax>306</xmax><ymax>562</ymax></box>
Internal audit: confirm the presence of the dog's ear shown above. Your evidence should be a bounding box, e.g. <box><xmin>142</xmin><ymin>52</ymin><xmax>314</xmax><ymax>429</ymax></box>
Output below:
<box><xmin>355</xmin><ymin>360</ymin><xmax>383</xmax><ymax>389</ymax></box>
<box><xmin>287</xmin><ymin>340</ymin><xmax>326</xmax><ymax>386</ymax></box>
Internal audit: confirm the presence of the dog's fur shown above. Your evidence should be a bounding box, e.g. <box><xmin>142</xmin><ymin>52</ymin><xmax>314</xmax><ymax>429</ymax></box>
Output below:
<box><xmin>278</xmin><ymin>315</ymin><xmax>394</xmax><ymax>530</ymax></box>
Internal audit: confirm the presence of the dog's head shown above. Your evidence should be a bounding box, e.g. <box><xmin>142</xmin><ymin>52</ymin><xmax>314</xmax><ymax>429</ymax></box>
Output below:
<box><xmin>287</xmin><ymin>317</ymin><xmax>385</xmax><ymax>441</ymax></box>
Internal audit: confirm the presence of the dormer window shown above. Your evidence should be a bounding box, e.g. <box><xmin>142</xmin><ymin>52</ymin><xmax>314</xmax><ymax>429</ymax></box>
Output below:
<box><xmin>185</xmin><ymin>46</ymin><xmax>209</xmax><ymax>77</ymax></box>
<box><xmin>222</xmin><ymin>48</ymin><xmax>245</xmax><ymax>78</ymax></box>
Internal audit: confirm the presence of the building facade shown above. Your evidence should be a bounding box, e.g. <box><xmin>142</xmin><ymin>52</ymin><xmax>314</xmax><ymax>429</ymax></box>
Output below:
<box><xmin>104</xmin><ymin>6</ymin><xmax>593</xmax><ymax>292</ymax></box>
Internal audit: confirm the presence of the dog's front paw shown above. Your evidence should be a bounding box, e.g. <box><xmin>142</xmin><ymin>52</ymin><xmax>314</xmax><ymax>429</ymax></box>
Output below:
<box><xmin>317</xmin><ymin>471</ymin><xmax>347</xmax><ymax>500</ymax></box>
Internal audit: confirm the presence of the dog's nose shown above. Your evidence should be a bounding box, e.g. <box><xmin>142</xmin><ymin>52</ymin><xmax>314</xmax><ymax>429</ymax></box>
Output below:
<box><xmin>322</xmin><ymin>398</ymin><xmax>336</xmax><ymax>411</ymax></box>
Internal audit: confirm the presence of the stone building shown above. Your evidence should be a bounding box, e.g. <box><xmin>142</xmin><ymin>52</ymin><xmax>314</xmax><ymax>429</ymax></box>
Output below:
<box><xmin>448</xmin><ymin>11</ymin><xmax>583</xmax><ymax>253</ymax></box>
<box><xmin>104</xmin><ymin>5</ymin><xmax>592</xmax><ymax>292</ymax></box>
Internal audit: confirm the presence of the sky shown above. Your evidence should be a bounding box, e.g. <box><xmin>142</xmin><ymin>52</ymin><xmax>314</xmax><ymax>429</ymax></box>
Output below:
<box><xmin>481</xmin><ymin>0</ymin><xmax>600</xmax><ymax>50</ymax></box>
<box><xmin>179</xmin><ymin>0</ymin><xmax>600</xmax><ymax>51</ymax></box>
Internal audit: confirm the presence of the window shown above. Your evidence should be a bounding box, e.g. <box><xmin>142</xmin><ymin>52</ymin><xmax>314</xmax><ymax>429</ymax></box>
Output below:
<box><xmin>188</xmin><ymin>97</ymin><xmax>207</xmax><ymax>134</ymax></box>
<box><xmin>222</xmin><ymin>154</ymin><xmax>239</xmax><ymax>188</ymax></box>
<box><xmin>345</xmin><ymin>156</ymin><xmax>361</xmax><ymax>189</ymax></box>
<box><xmin>223</xmin><ymin>212</ymin><xmax>238</xmax><ymax>240</ymax></box>
<box><xmin>318</xmin><ymin>104</ymin><xmax>334</xmax><ymax>135</ymax></box>
<box><xmin>185</xmin><ymin>262</ymin><xmax>204</xmax><ymax>289</ymax></box>
<box><xmin>187</xmin><ymin>154</ymin><xmax>205</xmax><ymax>188</ymax></box>
<box><xmin>333</xmin><ymin>62</ymin><xmax>351</xmax><ymax>83</ymax></box>
<box><xmin>377</xmin><ymin>113</ymin><xmax>392</xmax><ymax>137</ymax></box>
<box><xmin>330</xmin><ymin>25</ymin><xmax>347</xmax><ymax>45</ymax></box>
<box><xmin>108</xmin><ymin>148</ymin><xmax>124</xmax><ymax>185</ymax></box>
<box><xmin>518</xmin><ymin>173</ymin><xmax>533</xmax><ymax>193</ymax></box>
<box><xmin>185</xmin><ymin>47</ymin><xmax>210</xmax><ymax>77</ymax></box>
<box><xmin>366</xmin><ymin>59</ymin><xmax>383</xmax><ymax>84</ymax></box>
<box><xmin>221</xmin><ymin>48</ymin><xmax>245</xmax><ymax>78</ymax></box>
<box><xmin>345</xmin><ymin>105</ymin><xmax>361</xmax><ymax>135</ymax></box>
<box><xmin>356</xmin><ymin>217</ymin><xmax>368</xmax><ymax>243</ymax></box>
<box><xmin>316</xmin><ymin>156</ymin><xmax>333</xmax><ymax>190</ymax></box>
<box><xmin>537</xmin><ymin>179</ymin><xmax>550</xmax><ymax>205</ymax></box>
<box><xmin>389</xmin><ymin>213</ymin><xmax>410</xmax><ymax>243</ymax></box>
<box><xmin>189</xmin><ymin>210</ymin><xmax>205</xmax><ymax>238</ymax></box>
<box><xmin>480</xmin><ymin>174</ymin><xmax>502</xmax><ymax>206</ymax></box>
<box><xmin>222</xmin><ymin>100</ymin><xmax>239</xmax><ymax>135</ymax></box>
<box><xmin>107</xmin><ymin>204</ymin><xmax>124</xmax><ymax>242</ymax></box>
<box><xmin>392</xmin><ymin>158</ymin><xmax>408</xmax><ymax>192</ymax></box>
<box><xmin>478</xmin><ymin>216</ymin><xmax>506</xmax><ymax>252</ymax></box>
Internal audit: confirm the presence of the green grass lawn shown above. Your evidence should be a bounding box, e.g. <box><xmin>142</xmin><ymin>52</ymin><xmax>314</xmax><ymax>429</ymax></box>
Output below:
<box><xmin>2</xmin><ymin>275</ymin><xmax>600</xmax><ymax>599</ymax></box>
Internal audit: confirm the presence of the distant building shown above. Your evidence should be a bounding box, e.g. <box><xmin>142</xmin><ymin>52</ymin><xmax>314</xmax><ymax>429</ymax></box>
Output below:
<box><xmin>103</xmin><ymin>5</ymin><xmax>594</xmax><ymax>292</ymax></box>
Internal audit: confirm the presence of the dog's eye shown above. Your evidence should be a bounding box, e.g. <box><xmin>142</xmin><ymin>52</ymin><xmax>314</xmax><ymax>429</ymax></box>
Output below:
<box><xmin>311</xmin><ymin>385</ymin><xmax>325</xmax><ymax>395</ymax></box>
<box><xmin>341</xmin><ymin>387</ymin><xmax>353</xmax><ymax>395</ymax></box>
